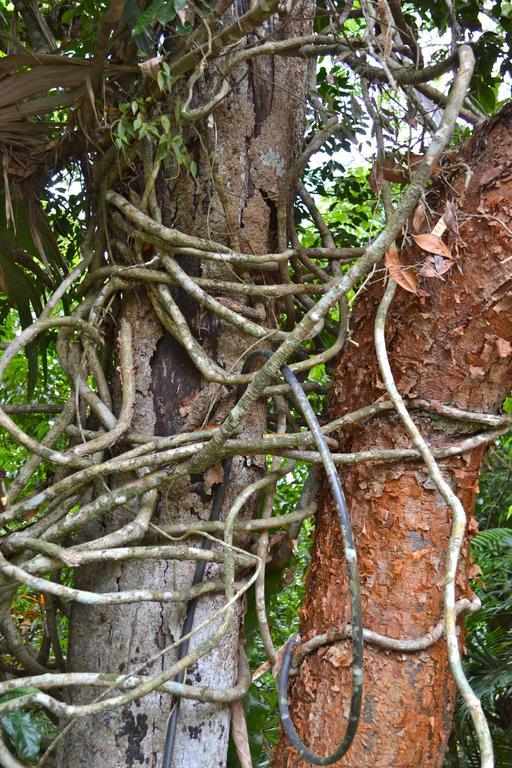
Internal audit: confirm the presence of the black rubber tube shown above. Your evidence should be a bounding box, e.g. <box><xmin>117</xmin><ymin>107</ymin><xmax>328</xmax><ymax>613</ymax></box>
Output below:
<box><xmin>162</xmin><ymin>349</ymin><xmax>363</xmax><ymax>766</ymax></box>
<box><xmin>276</xmin><ymin>360</ymin><xmax>363</xmax><ymax>764</ymax></box>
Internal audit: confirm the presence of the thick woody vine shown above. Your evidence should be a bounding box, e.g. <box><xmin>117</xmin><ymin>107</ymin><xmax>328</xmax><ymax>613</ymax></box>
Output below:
<box><xmin>0</xmin><ymin>3</ymin><xmax>508</xmax><ymax>767</ymax></box>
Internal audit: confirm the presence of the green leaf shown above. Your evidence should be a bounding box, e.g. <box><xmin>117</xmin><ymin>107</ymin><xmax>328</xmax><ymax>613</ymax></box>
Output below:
<box><xmin>61</xmin><ymin>8</ymin><xmax>78</xmax><ymax>23</ymax></box>
<box><xmin>308</xmin><ymin>363</ymin><xmax>326</xmax><ymax>381</ymax></box>
<box><xmin>155</xmin><ymin>143</ymin><xmax>169</xmax><ymax>162</ymax></box>
<box><xmin>189</xmin><ymin>159</ymin><xmax>197</xmax><ymax>178</ymax></box>
<box><xmin>1</xmin><ymin>710</ymin><xmax>41</xmax><ymax>764</ymax></box>
<box><xmin>133</xmin><ymin>0</ymin><xmax>175</xmax><ymax>35</ymax></box>
<box><xmin>0</xmin><ymin>686</ymin><xmax>41</xmax><ymax>703</ymax></box>
<box><xmin>133</xmin><ymin>0</ymin><xmax>163</xmax><ymax>34</ymax></box>
<box><xmin>161</xmin><ymin>114</ymin><xmax>171</xmax><ymax>133</ymax></box>
<box><xmin>156</xmin><ymin>3</ymin><xmax>176</xmax><ymax>25</ymax></box>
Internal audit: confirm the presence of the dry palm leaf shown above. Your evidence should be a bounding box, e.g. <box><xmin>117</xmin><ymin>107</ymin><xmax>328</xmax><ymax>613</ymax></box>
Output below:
<box><xmin>0</xmin><ymin>53</ymin><xmax>135</xmax><ymax>178</ymax></box>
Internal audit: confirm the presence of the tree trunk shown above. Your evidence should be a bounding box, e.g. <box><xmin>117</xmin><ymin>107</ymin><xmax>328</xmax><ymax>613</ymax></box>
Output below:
<box><xmin>59</xmin><ymin>6</ymin><xmax>314</xmax><ymax>767</ymax></box>
<box><xmin>273</xmin><ymin>107</ymin><xmax>512</xmax><ymax>767</ymax></box>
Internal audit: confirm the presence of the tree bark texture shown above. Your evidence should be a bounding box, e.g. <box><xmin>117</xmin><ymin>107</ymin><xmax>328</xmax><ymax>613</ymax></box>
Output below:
<box><xmin>60</xmin><ymin>5</ymin><xmax>314</xmax><ymax>767</ymax></box>
<box><xmin>273</xmin><ymin>108</ymin><xmax>512</xmax><ymax>767</ymax></box>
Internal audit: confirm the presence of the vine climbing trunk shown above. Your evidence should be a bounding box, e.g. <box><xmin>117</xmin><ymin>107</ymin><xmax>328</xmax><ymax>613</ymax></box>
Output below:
<box><xmin>272</xmin><ymin>107</ymin><xmax>512</xmax><ymax>767</ymax></box>
<box><xmin>59</xmin><ymin>5</ymin><xmax>314</xmax><ymax>768</ymax></box>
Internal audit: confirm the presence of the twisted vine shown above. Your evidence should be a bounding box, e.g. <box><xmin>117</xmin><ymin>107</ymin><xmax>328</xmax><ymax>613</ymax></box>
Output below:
<box><xmin>0</xmin><ymin>10</ymin><xmax>502</xmax><ymax>767</ymax></box>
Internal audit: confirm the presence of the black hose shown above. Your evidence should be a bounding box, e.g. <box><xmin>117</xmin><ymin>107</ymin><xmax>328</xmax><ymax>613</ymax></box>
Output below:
<box><xmin>162</xmin><ymin>349</ymin><xmax>363</xmax><ymax>767</ymax></box>
<box><xmin>276</xmin><ymin>360</ymin><xmax>363</xmax><ymax>765</ymax></box>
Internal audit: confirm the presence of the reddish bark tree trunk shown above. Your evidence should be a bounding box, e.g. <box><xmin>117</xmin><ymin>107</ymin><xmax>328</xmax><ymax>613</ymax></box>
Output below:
<box><xmin>273</xmin><ymin>108</ymin><xmax>512</xmax><ymax>767</ymax></box>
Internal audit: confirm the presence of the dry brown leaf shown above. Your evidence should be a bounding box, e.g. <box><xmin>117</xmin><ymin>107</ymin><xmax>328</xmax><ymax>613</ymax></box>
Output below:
<box><xmin>267</xmin><ymin>531</ymin><xmax>293</xmax><ymax>570</ymax></box>
<box><xmin>419</xmin><ymin>254</ymin><xmax>453</xmax><ymax>279</ymax></box>
<box><xmin>467</xmin><ymin>517</ymin><xmax>480</xmax><ymax>535</ymax></box>
<box><xmin>0</xmin><ymin>54</ymin><xmax>136</xmax><ymax>182</ymax></box>
<box><xmin>432</xmin><ymin>254</ymin><xmax>453</xmax><ymax>275</ymax></box>
<box><xmin>381</xmin><ymin>157</ymin><xmax>409</xmax><ymax>184</ymax></box>
<box><xmin>385</xmin><ymin>249</ymin><xmax>418</xmax><ymax>294</ymax></box>
<box><xmin>413</xmin><ymin>233</ymin><xmax>453</xmax><ymax>260</ymax></box>
<box><xmin>138</xmin><ymin>56</ymin><xmax>163</xmax><ymax>80</ymax></box>
<box><xmin>408</xmin><ymin>152</ymin><xmax>424</xmax><ymax>171</ymax></box>
<box><xmin>377</xmin><ymin>0</ymin><xmax>394</xmax><ymax>57</ymax></box>
<box><xmin>444</xmin><ymin>200</ymin><xmax>459</xmax><ymax>235</ymax></box>
<box><xmin>369</xmin><ymin>158</ymin><xmax>410</xmax><ymax>193</ymax></box>
<box><xmin>419</xmin><ymin>257</ymin><xmax>442</xmax><ymax>279</ymax></box>
<box><xmin>178</xmin><ymin>392</ymin><xmax>196</xmax><ymax>417</ymax></box>
<box><xmin>204</xmin><ymin>462</ymin><xmax>224</xmax><ymax>493</ymax></box>
<box><xmin>412</xmin><ymin>202</ymin><xmax>427</xmax><ymax>233</ymax></box>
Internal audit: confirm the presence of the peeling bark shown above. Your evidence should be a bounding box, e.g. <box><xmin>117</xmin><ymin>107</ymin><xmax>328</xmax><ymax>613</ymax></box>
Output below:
<box><xmin>273</xmin><ymin>107</ymin><xmax>512</xmax><ymax>768</ymax></box>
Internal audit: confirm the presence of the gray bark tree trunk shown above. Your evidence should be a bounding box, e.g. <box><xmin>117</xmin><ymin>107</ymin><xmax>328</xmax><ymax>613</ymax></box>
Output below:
<box><xmin>59</xmin><ymin>5</ymin><xmax>314</xmax><ymax>766</ymax></box>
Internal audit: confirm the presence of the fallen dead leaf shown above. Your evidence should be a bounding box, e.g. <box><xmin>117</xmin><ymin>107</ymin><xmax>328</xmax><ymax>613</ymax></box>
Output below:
<box><xmin>408</xmin><ymin>153</ymin><xmax>424</xmax><ymax>172</ymax></box>
<box><xmin>385</xmin><ymin>249</ymin><xmax>418</xmax><ymax>294</ymax></box>
<box><xmin>444</xmin><ymin>200</ymin><xmax>459</xmax><ymax>235</ymax></box>
<box><xmin>432</xmin><ymin>254</ymin><xmax>454</xmax><ymax>275</ymax></box>
<box><xmin>412</xmin><ymin>202</ymin><xmax>427</xmax><ymax>233</ymax></box>
<box><xmin>413</xmin><ymin>233</ymin><xmax>453</xmax><ymax>260</ymax></box>
<box><xmin>467</xmin><ymin>517</ymin><xmax>480</xmax><ymax>535</ymax></box>
<box><xmin>419</xmin><ymin>258</ymin><xmax>443</xmax><ymax>279</ymax></box>
<box><xmin>381</xmin><ymin>157</ymin><xmax>409</xmax><ymax>184</ymax></box>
